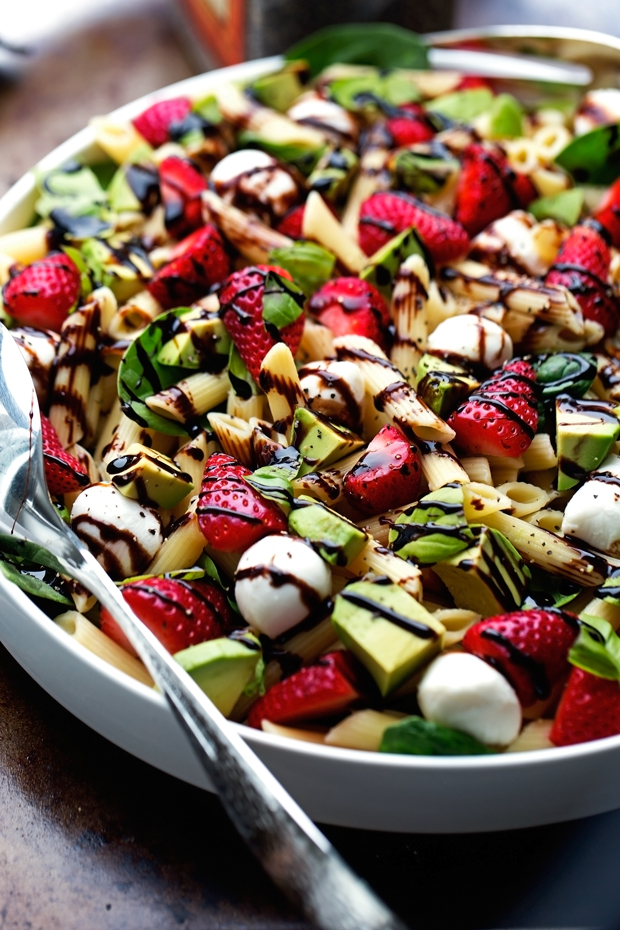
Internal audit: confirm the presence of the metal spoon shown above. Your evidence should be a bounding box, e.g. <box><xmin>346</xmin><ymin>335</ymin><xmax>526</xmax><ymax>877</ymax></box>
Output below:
<box><xmin>0</xmin><ymin>322</ymin><xmax>408</xmax><ymax>930</ymax></box>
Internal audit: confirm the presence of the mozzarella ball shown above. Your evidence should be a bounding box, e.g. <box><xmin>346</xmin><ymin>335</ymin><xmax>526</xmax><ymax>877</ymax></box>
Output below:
<box><xmin>209</xmin><ymin>148</ymin><xmax>300</xmax><ymax>218</ymax></box>
<box><xmin>418</xmin><ymin>652</ymin><xmax>522</xmax><ymax>747</ymax></box>
<box><xmin>562</xmin><ymin>454</ymin><xmax>620</xmax><ymax>555</ymax></box>
<box><xmin>71</xmin><ymin>482</ymin><xmax>162</xmax><ymax>579</ymax></box>
<box><xmin>11</xmin><ymin>327</ymin><xmax>59</xmax><ymax>404</ymax></box>
<box><xmin>235</xmin><ymin>534</ymin><xmax>331</xmax><ymax>638</ymax></box>
<box><xmin>426</xmin><ymin>314</ymin><xmax>513</xmax><ymax>370</ymax></box>
<box><xmin>298</xmin><ymin>360</ymin><xmax>365</xmax><ymax>431</ymax></box>
<box><xmin>471</xmin><ymin>211</ymin><xmax>562</xmax><ymax>277</ymax></box>
<box><xmin>287</xmin><ymin>92</ymin><xmax>358</xmax><ymax>143</ymax></box>
<box><xmin>575</xmin><ymin>89</ymin><xmax>620</xmax><ymax>136</ymax></box>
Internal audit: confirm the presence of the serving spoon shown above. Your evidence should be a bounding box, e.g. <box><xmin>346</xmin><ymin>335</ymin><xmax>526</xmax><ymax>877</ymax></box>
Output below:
<box><xmin>0</xmin><ymin>322</ymin><xmax>409</xmax><ymax>930</ymax></box>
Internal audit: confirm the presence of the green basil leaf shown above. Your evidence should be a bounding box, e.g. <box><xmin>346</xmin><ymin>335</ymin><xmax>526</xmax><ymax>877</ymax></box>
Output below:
<box><xmin>534</xmin><ymin>352</ymin><xmax>596</xmax><ymax>398</ymax></box>
<box><xmin>555</xmin><ymin>123</ymin><xmax>620</xmax><ymax>185</ymax></box>
<box><xmin>380</xmin><ymin>716</ymin><xmax>494</xmax><ymax>756</ymax></box>
<box><xmin>227</xmin><ymin>342</ymin><xmax>258</xmax><ymax>399</ymax></box>
<box><xmin>269</xmin><ymin>241</ymin><xmax>335</xmax><ymax>297</ymax></box>
<box><xmin>262</xmin><ymin>271</ymin><xmax>305</xmax><ymax>331</ymax></box>
<box><xmin>599</xmin><ymin>568</ymin><xmax>620</xmax><ymax>606</ymax></box>
<box><xmin>0</xmin><ymin>534</ymin><xmax>66</xmax><ymax>574</ymax></box>
<box><xmin>119</xmin><ymin>568</ymin><xmax>206</xmax><ymax>586</ymax></box>
<box><xmin>61</xmin><ymin>244</ymin><xmax>94</xmax><ymax>300</ymax></box>
<box><xmin>0</xmin><ymin>559</ymin><xmax>72</xmax><ymax>605</ymax></box>
<box><xmin>427</xmin><ymin>87</ymin><xmax>494</xmax><ymax>123</ymax></box>
<box><xmin>284</xmin><ymin>23</ymin><xmax>428</xmax><ymax>77</ymax></box>
<box><xmin>569</xmin><ymin>615</ymin><xmax>620</xmax><ymax>680</ymax></box>
<box><xmin>392</xmin><ymin>146</ymin><xmax>459</xmax><ymax>195</ymax></box>
<box><xmin>529</xmin><ymin>188</ymin><xmax>584</xmax><ymax>226</ymax></box>
<box><xmin>521</xmin><ymin>567</ymin><xmax>582</xmax><ymax>610</ymax></box>
<box><xmin>242</xmin><ymin>652</ymin><xmax>266</xmax><ymax>697</ymax></box>
<box><xmin>198</xmin><ymin>553</ymin><xmax>240</xmax><ymax>616</ymax></box>
<box><xmin>118</xmin><ymin>307</ymin><xmax>198</xmax><ymax>436</ymax></box>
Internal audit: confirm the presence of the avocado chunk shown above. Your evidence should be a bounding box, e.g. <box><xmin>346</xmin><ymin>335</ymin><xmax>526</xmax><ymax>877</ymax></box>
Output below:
<box><xmin>485</xmin><ymin>93</ymin><xmax>523</xmax><ymax>140</ymax></box>
<box><xmin>529</xmin><ymin>188</ymin><xmax>584</xmax><ymax>226</ymax></box>
<box><xmin>288</xmin><ymin>496</ymin><xmax>368</xmax><ymax>566</ymax></box>
<box><xmin>157</xmin><ymin>309</ymin><xmax>231</xmax><ymax>370</ymax></box>
<box><xmin>332</xmin><ymin>580</ymin><xmax>445</xmax><ymax>696</ymax></box>
<box><xmin>414</xmin><ymin>352</ymin><xmax>479</xmax><ymax>390</ymax></box>
<box><xmin>360</xmin><ymin>226</ymin><xmax>426</xmax><ymax>303</ymax></box>
<box><xmin>308</xmin><ymin>146</ymin><xmax>358</xmax><ymax>201</ymax></box>
<box><xmin>556</xmin><ymin>394</ymin><xmax>620</xmax><ymax>490</ymax></box>
<box><xmin>416</xmin><ymin>369</ymin><xmax>474</xmax><ymax>418</ymax></box>
<box><xmin>433</xmin><ymin>526</ymin><xmax>530</xmax><ymax>618</ymax></box>
<box><xmin>427</xmin><ymin>87</ymin><xmax>494</xmax><ymax>122</ymax></box>
<box><xmin>290</xmin><ymin>407</ymin><xmax>363</xmax><ymax>477</ymax></box>
<box><xmin>174</xmin><ymin>633</ymin><xmax>262</xmax><ymax>717</ymax></box>
<box><xmin>390</xmin><ymin>143</ymin><xmax>460</xmax><ymax>196</ymax></box>
<box><xmin>389</xmin><ymin>482</ymin><xmax>475</xmax><ymax>565</ymax></box>
<box><xmin>107</xmin><ymin>442</ymin><xmax>194</xmax><ymax>508</ymax></box>
<box><xmin>251</xmin><ymin>63</ymin><xmax>306</xmax><ymax>112</ymax></box>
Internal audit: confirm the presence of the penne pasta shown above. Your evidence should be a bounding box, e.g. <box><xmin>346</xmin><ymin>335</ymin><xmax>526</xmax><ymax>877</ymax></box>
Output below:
<box><xmin>459</xmin><ymin>456</ymin><xmax>493</xmax><ymax>486</ymax></box>
<box><xmin>496</xmin><ymin>482</ymin><xmax>551</xmax><ymax>518</ymax></box>
<box><xmin>146</xmin><ymin>371</ymin><xmax>230</xmax><ymax>423</ymax></box>
<box><xmin>202</xmin><ymin>189</ymin><xmax>293</xmax><ymax>264</ymax></box>
<box><xmin>55</xmin><ymin>610</ymin><xmax>153</xmax><ymax>687</ymax></box>
<box><xmin>207</xmin><ymin>412</ymin><xmax>255</xmax><ymax>468</ymax></box>
<box><xmin>390</xmin><ymin>253</ymin><xmax>430</xmax><ymax>383</ymax></box>
<box><xmin>259</xmin><ymin>342</ymin><xmax>306</xmax><ymax>433</ymax></box>
<box><xmin>348</xmin><ymin>538</ymin><xmax>422</xmax><ymax>600</ymax></box>
<box><xmin>325</xmin><ymin>710</ymin><xmax>405</xmax><ymax>751</ymax></box>
<box><xmin>147</xmin><ymin>512</ymin><xmax>206</xmax><ymax>574</ymax></box>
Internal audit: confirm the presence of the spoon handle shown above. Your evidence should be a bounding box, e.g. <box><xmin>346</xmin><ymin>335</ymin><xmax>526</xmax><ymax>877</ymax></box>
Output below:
<box><xmin>60</xmin><ymin>542</ymin><xmax>408</xmax><ymax>930</ymax></box>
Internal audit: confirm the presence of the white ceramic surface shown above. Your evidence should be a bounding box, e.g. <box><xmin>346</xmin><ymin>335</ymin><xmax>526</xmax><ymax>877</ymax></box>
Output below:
<box><xmin>3</xmin><ymin>55</ymin><xmax>620</xmax><ymax>834</ymax></box>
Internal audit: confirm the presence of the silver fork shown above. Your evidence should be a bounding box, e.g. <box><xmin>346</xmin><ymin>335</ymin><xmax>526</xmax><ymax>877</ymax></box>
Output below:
<box><xmin>0</xmin><ymin>322</ymin><xmax>409</xmax><ymax>930</ymax></box>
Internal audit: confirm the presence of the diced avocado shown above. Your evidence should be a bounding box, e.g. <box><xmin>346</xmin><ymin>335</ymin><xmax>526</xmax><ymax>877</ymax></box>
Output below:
<box><xmin>157</xmin><ymin>312</ymin><xmax>231</xmax><ymax>369</ymax></box>
<box><xmin>288</xmin><ymin>496</ymin><xmax>368</xmax><ymax>566</ymax></box>
<box><xmin>81</xmin><ymin>236</ymin><xmax>153</xmax><ymax>302</ymax></box>
<box><xmin>529</xmin><ymin>188</ymin><xmax>584</xmax><ymax>226</ymax></box>
<box><xmin>290</xmin><ymin>407</ymin><xmax>363</xmax><ymax>477</ymax></box>
<box><xmin>107</xmin><ymin>166</ymin><xmax>142</xmax><ymax>213</ymax></box>
<box><xmin>598</xmin><ymin>568</ymin><xmax>620</xmax><ymax>607</ymax></box>
<box><xmin>433</xmin><ymin>526</ymin><xmax>530</xmax><ymax>618</ymax></box>
<box><xmin>360</xmin><ymin>226</ymin><xmax>426</xmax><ymax>303</ymax></box>
<box><xmin>389</xmin><ymin>482</ymin><xmax>475</xmax><ymax>565</ymax></box>
<box><xmin>332</xmin><ymin>580</ymin><xmax>445</xmax><ymax>696</ymax></box>
<box><xmin>427</xmin><ymin>87</ymin><xmax>494</xmax><ymax>122</ymax></box>
<box><xmin>485</xmin><ymin>93</ymin><xmax>523</xmax><ymax>140</ymax></box>
<box><xmin>390</xmin><ymin>143</ymin><xmax>460</xmax><ymax>195</ymax></box>
<box><xmin>308</xmin><ymin>146</ymin><xmax>358</xmax><ymax>201</ymax></box>
<box><xmin>379</xmin><ymin>715</ymin><xmax>494</xmax><ymax>756</ymax></box>
<box><xmin>414</xmin><ymin>352</ymin><xmax>478</xmax><ymax>390</ymax></box>
<box><xmin>251</xmin><ymin>63</ymin><xmax>306</xmax><ymax>112</ymax></box>
<box><xmin>416</xmin><ymin>369</ymin><xmax>474</xmax><ymax>418</ymax></box>
<box><xmin>174</xmin><ymin>634</ymin><xmax>262</xmax><ymax>717</ymax></box>
<box><xmin>107</xmin><ymin>442</ymin><xmax>194</xmax><ymax>508</ymax></box>
<box><xmin>556</xmin><ymin>394</ymin><xmax>620</xmax><ymax>490</ymax></box>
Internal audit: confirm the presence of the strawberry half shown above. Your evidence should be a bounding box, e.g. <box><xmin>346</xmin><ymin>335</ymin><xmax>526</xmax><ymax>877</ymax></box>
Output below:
<box><xmin>275</xmin><ymin>204</ymin><xmax>306</xmax><ymax>239</ymax></box>
<box><xmin>545</xmin><ymin>221</ymin><xmax>619</xmax><ymax>337</ymax></box>
<box><xmin>550</xmin><ymin>667</ymin><xmax>620</xmax><ymax>746</ymax></box>
<box><xmin>132</xmin><ymin>96</ymin><xmax>193</xmax><ymax>148</ymax></box>
<box><xmin>247</xmin><ymin>651</ymin><xmax>361</xmax><ymax>728</ymax></box>
<box><xmin>344</xmin><ymin>424</ymin><xmax>423</xmax><ymax>516</ymax></box>
<box><xmin>197</xmin><ymin>451</ymin><xmax>287</xmax><ymax>552</ymax></box>
<box><xmin>386</xmin><ymin>103</ymin><xmax>435</xmax><ymax>148</ymax></box>
<box><xmin>100</xmin><ymin>575</ymin><xmax>232</xmax><ymax>657</ymax></box>
<box><xmin>307</xmin><ymin>276</ymin><xmax>390</xmax><ymax>348</ymax></box>
<box><xmin>147</xmin><ymin>223</ymin><xmax>231</xmax><ymax>309</ymax></box>
<box><xmin>462</xmin><ymin>607</ymin><xmax>580</xmax><ymax>708</ymax></box>
<box><xmin>3</xmin><ymin>252</ymin><xmax>81</xmax><ymax>333</ymax></box>
<box><xmin>159</xmin><ymin>155</ymin><xmax>207</xmax><ymax>240</ymax></box>
<box><xmin>454</xmin><ymin>143</ymin><xmax>537</xmax><ymax>237</ymax></box>
<box><xmin>594</xmin><ymin>176</ymin><xmax>620</xmax><ymax>249</ymax></box>
<box><xmin>41</xmin><ymin>414</ymin><xmax>89</xmax><ymax>496</ymax></box>
<box><xmin>447</xmin><ymin>358</ymin><xmax>539</xmax><ymax>458</ymax></box>
<box><xmin>219</xmin><ymin>264</ymin><xmax>304</xmax><ymax>382</ymax></box>
<box><xmin>358</xmin><ymin>190</ymin><xmax>469</xmax><ymax>263</ymax></box>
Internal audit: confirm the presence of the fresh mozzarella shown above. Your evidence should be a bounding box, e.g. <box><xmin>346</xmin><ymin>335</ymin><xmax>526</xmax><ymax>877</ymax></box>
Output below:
<box><xmin>562</xmin><ymin>454</ymin><xmax>620</xmax><ymax>555</ymax></box>
<box><xmin>298</xmin><ymin>360</ymin><xmax>365</xmax><ymax>430</ymax></box>
<box><xmin>235</xmin><ymin>534</ymin><xmax>331</xmax><ymax>638</ymax></box>
<box><xmin>471</xmin><ymin>211</ymin><xmax>562</xmax><ymax>277</ymax></box>
<box><xmin>209</xmin><ymin>149</ymin><xmax>299</xmax><ymax>217</ymax></box>
<box><xmin>287</xmin><ymin>92</ymin><xmax>358</xmax><ymax>141</ymax></box>
<box><xmin>575</xmin><ymin>89</ymin><xmax>620</xmax><ymax>136</ymax></box>
<box><xmin>418</xmin><ymin>652</ymin><xmax>522</xmax><ymax>747</ymax></box>
<box><xmin>71</xmin><ymin>482</ymin><xmax>162</xmax><ymax>579</ymax></box>
<box><xmin>426</xmin><ymin>313</ymin><xmax>513</xmax><ymax>370</ymax></box>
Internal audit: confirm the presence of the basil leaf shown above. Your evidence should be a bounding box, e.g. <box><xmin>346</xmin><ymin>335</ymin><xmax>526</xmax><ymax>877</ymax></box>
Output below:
<box><xmin>227</xmin><ymin>342</ymin><xmax>258</xmax><ymax>399</ymax></box>
<box><xmin>269</xmin><ymin>241</ymin><xmax>335</xmax><ymax>297</ymax></box>
<box><xmin>61</xmin><ymin>245</ymin><xmax>94</xmax><ymax>299</ymax></box>
<box><xmin>118</xmin><ymin>307</ymin><xmax>198</xmax><ymax>436</ymax></box>
<box><xmin>569</xmin><ymin>614</ymin><xmax>620</xmax><ymax>681</ymax></box>
<box><xmin>521</xmin><ymin>567</ymin><xmax>581</xmax><ymax>610</ymax></box>
<box><xmin>119</xmin><ymin>568</ymin><xmax>206</xmax><ymax>585</ymax></box>
<box><xmin>198</xmin><ymin>553</ymin><xmax>240</xmax><ymax>616</ymax></box>
<box><xmin>392</xmin><ymin>146</ymin><xmax>459</xmax><ymax>195</ymax></box>
<box><xmin>380</xmin><ymin>716</ymin><xmax>494</xmax><ymax>756</ymax></box>
<box><xmin>555</xmin><ymin>123</ymin><xmax>620</xmax><ymax>185</ymax></box>
<box><xmin>0</xmin><ymin>534</ymin><xmax>66</xmax><ymax>575</ymax></box>
<box><xmin>284</xmin><ymin>23</ymin><xmax>428</xmax><ymax>77</ymax></box>
<box><xmin>534</xmin><ymin>352</ymin><xmax>596</xmax><ymax>399</ymax></box>
<box><xmin>262</xmin><ymin>272</ymin><xmax>305</xmax><ymax>331</ymax></box>
<box><xmin>427</xmin><ymin>87</ymin><xmax>494</xmax><ymax>123</ymax></box>
<box><xmin>598</xmin><ymin>568</ymin><xmax>620</xmax><ymax>606</ymax></box>
<box><xmin>0</xmin><ymin>559</ymin><xmax>72</xmax><ymax>605</ymax></box>
<box><xmin>529</xmin><ymin>188</ymin><xmax>584</xmax><ymax>226</ymax></box>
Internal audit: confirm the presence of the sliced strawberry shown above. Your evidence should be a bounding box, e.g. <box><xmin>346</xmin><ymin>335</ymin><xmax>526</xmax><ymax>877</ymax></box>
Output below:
<box><xmin>462</xmin><ymin>607</ymin><xmax>580</xmax><ymax>708</ymax></box>
<box><xmin>247</xmin><ymin>651</ymin><xmax>361</xmax><ymax>728</ymax></box>
<box><xmin>386</xmin><ymin>103</ymin><xmax>435</xmax><ymax>148</ymax></box>
<box><xmin>454</xmin><ymin>143</ymin><xmax>536</xmax><ymax>237</ymax></box>
<box><xmin>545</xmin><ymin>221</ymin><xmax>619</xmax><ymax>337</ymax></box>
<box><xmin>358</xmin><ymin>190</ymin><xmax>469</xmax><ymax>263</ymax></box>
<box><xmin>275</xmin><ymin>203</ymin><xmax>305</xmax><ymax>239</ymax></box>
<box><xmin>594</xmin><ymin>176</ymin><xmax>620</xmax><ymax>249</ymax></box>
<box><xmin>132</xmin><ymin>96</ymin><xmax>193</xmax><ymax>148</ymax></box>
<box><xmin>447</xmin><ymin>358</ymin><xmax>538</xmax><ymax>458</ymax></box>
<box><xmin>159</xmin><ymin>155</ymin><xmax>207</xmax><ymax>240</ymax></box>
<box><xmin>3</xmin><ymin>252</ymin><xmax>81</xmax><ymax>333</ymax></box>
<box><xmin>41</xmin><ymin>414</ymin><xmax>90</xmax><ymax>496</ymax></box>
<box><xmin>100</xmin><ymin>575</ymin><xmax>232</xmax><ymax>657</ymax></box>
<box><xmin>147</xmin><ymin>223</ymin><xmax>231</xmax><ymax>309</ymax></box>
<box><xmin>307</xmin><ymin>276</ymin><xmax>390</xmax><ymax>348</ymax></box>
<box><xmin>343</xmin><ymin>424</ymin><xmax>423</xmax><ymax>516</ymax></box>
<box><xmin>455</xmin><ymin>76</ymin><xmax>494</xmax><ymax>91</ymax></box>
<box><xmin>550</xmin><ymin>666</ymin><xmax>620</xmax><ymax>746</ymax></box>
<box><xmin>219</xmin><ymin>264</ymin><xmax>304</xmax><ymax>382</ymax></box>
<box><xmin>197</xmin><ymin>451</ymin><xmax>287</xmax><ymax>552</ymax></box>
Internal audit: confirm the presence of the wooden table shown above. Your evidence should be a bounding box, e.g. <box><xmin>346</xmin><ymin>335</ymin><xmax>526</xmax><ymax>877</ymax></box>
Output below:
<box><xmin>0</xmin><ymin>4</ymin><xmax>618</xmax><ymax>927</ymax></box>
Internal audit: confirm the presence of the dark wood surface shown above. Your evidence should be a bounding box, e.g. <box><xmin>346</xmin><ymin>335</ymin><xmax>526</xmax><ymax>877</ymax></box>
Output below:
<box><xmin>0</xmin><ymin>4</ymin><xmax>619</xmax><ymax>928</ymax></box>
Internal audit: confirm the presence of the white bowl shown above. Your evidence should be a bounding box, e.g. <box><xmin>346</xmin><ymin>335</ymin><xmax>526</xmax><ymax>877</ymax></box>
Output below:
<box><xmin>3</xmin><ymin>54</ymin><xmax>620</xmax><ymax>835</ymax></box>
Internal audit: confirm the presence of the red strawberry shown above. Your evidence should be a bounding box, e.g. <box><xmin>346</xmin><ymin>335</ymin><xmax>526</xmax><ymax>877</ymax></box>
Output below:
<box><xmin>41</xmin><ymin>414</ymin><xmax>89</xmax><ymax>496</ymax></box>
<box><xmin>307</xmin><ymin>276</ymin><xmax>390</xmax><ymax>348</ymax></box>
<box><xmin>197</xmin><ymin>451</ymin><xmax>287</xmax><ymax>552</ymax></box>
<box><xmin>594</xmin><ymin>176</ymin><xmax>620</xmax><ymax>249</ymax></box>
<box><xmin>462</xmin><ymin>607</ymin><xmax>580</xmax><ymax>708</ymax></box>
<box><xmin>454</xmin><ymin>143</ymin><xmax>536</xmax><ymax>237</ymax></box>
<box><xmin>100</xmin><ymin>575</ymin><xmax>232</xmax><ymax>658</ymax></box>
<box><xmin>3</xmin><ymin>252</ymin><xmax>81</xmax><ymax>333</ymax></box>
<box><xmin>247</xmin><ymin>651</ymin><xmax>361</xmax><ymax>728</ymax></box>
<box><xmin>276</xmin><ymin>204</ymin><xmax>305</xmax><ymax>239</ymax></box>
<box><xmin>219</xmin><ymin>264</ymin><xmax>304</xmax><ymax>382</ymax></box>
<box><xmin>343</xmin><ymin>424</ymin><xmax>423</xmax><ymax>516</ymax></box>
<box><xmin>386</xmin><ymin>103</ymin><xmax>435</xmax><ymax>148</ymax></box>
<box><xmin>159</xmin><ymin>155</ymin><xmax>207</xmax><ymax>240</ymax></box>
<box><xmin>455</xmin><ymin>76</ymin><xmax>494</xmax><ymax>91</ymax></box>
<box><xmin>132</xmin><ymin>96</ymin><xmax>193</xmax><ymax>148</ymax></box>
<box><xmin>147</xmin><ymin>223</ymin><xmax>231</xmax><ymax>309</ymax></box>
<box><xmin>545</xmin><ymin>221</ymin><xmax>619</xmax><ymax>337</ymax></box>
<box><xmin>447</xmin><ymin>358</ymin><xmax>538</xmax><ymax>457</ymax></box>
<box><xmin>358</xmin><ymin>190</ymin><xmax>470</xmax><ymax>263</ymax></box>
<box><xmin>550</xmin><ymin>667</ymin><xmax>620</xmax><ymax>746</ymax></box>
